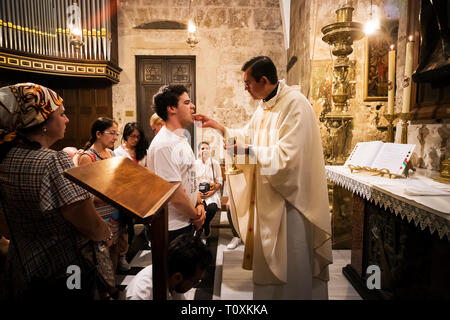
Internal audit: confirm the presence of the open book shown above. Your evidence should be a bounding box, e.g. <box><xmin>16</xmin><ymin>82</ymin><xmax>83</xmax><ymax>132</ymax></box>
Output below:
<box><xmin>344</xmin><ymin>141</ymin><xmax>415</xmax><ymax>176</ymax></box>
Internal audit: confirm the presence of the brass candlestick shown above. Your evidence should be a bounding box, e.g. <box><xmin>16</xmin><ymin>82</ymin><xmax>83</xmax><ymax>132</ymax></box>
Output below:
<box><xmin>399</xmin><ymin>113</ymin><xmax>412</xmax><ymax>144</ymax></box>
<box><xmin>383</xmin><ymin>113</ymin><xmax>399</xmax><ymax>143</ymax></box>
<box><xmin>321</xmin><ymin>4</ymin><xmax>364</xmax><ymax>165</ymax></box>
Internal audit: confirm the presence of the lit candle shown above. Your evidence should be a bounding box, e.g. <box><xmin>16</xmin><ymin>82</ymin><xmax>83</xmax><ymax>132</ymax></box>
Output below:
<box><xmin>402</xmin><ymin>36</ymin><xmax>414</xmax><ymax>113</ymax></box>
<box><xmin>387</xmin><ymin>44</ymin><xmax>396</xmax><ymax>114</ymax></box>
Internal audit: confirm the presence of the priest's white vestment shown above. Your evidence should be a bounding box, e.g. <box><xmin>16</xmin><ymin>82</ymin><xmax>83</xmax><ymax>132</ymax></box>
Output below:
<box><xmin>226</xmin><ymin>80</ymin><xmax>332</xmax><ymax>300</ymax></box>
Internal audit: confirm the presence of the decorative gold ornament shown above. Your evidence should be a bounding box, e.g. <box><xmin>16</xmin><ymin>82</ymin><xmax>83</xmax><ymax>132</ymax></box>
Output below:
<box><xmin>383</xmin><ymin>113</ymin><xmax>399</xmax><ymax>143</ymax></box>
<box><xmin>434</xmin><ymin>158</ymin><xmax>450</xmax><ymax>185</ymax></box>
<box><xmin>399</xmin><ymin>112</ymin><xmax>412</xmax><ymax>144</ymax></box>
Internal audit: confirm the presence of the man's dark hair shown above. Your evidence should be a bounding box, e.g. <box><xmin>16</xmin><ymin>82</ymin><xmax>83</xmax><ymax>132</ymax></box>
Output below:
<box><xmin>198</xmin><ymin>141</ymin><xmax>209</xmax><ymax>151</ymax></box>
<box><xmin>152</xmin><ymin>85</ymin><xmax>188</xmax><ymax>121</ymax></box>
<box><xmin>167</xmin><ymin>233</ymin><xmax>212</xmax><ymax>279</ymax></box>
<box><xmin>241</xmin><ymin>56</ymin><xmax>278</xmax><ymax>84</ymax></box>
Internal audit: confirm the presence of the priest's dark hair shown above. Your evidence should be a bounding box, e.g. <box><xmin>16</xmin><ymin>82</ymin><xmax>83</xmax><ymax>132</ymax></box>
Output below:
<box><xmin>152</xmin><ymin>84</ymin><xmax>189</xmax><ymax>121</ymax></box>
<box><xmin>241</xmin><ymin>56</ymin><xmax>278</xmax><ymax>85</ymax></box>
<box><xmin>167</xmin><ymin>233</ymin><xmax>212</xmax><ymax>279</ymax></box>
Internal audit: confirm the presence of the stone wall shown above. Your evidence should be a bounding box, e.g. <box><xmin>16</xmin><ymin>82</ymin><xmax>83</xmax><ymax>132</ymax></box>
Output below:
<box><xmin>288</xmin><ymin>0</ymin><xmax>448</xmax><ymax>172</ymax></box>
<box><xmin>113</xmin><ymin>0</ymin><xmax>286</xmax><ymax>155</ymax></box>
<box><xmin>286</xmin><ymin>0</ymin><xmax>311</xmax><ymax>94</ymax></box>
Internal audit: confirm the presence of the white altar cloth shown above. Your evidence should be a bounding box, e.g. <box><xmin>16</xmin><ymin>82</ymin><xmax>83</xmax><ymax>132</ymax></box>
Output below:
<box><xmin>326</xmin><ymin>166</ymin><xmax>450</xmax><ymax>240</ymax></box>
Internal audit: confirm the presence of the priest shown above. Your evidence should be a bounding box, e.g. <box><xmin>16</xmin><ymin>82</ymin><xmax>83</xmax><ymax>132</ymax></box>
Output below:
<box><xmin>194</xmin><ymin>56</ymin><xmax>332</xmax><ymax>299</ymax></box>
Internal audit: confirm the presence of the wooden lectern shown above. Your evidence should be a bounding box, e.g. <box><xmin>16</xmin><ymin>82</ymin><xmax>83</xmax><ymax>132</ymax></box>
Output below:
<box><xmin>64</xmin><ymin>157</ymin><xmax>180</xmax><ymax>300</ymax></box>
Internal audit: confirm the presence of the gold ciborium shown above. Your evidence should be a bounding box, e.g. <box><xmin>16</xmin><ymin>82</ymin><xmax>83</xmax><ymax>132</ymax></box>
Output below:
<box><xmin>399</xmin><ymin>112</ymin><xmax>412</xmax><ymax>144</ymax></box>
<box><xmin>434</xmin><ymin>158</ymin><xmax>450</xmax><ymax>185</ymax></box>
<box><xmin>225</xmin><ymin>137</ymin><xmax>243</xmax><ymax>175</ymax></box>
<box><xmin>383</xmin><ymin>113</ymin><xmax>399</xmax><ymax>143</ymax></box>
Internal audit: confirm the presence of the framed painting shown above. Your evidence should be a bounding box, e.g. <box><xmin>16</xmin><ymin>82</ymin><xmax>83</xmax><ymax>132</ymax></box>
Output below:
<box><xmin>363</xmin><ymin>21</ymin><xmax>399</xmax><ymax>101</ymax></box>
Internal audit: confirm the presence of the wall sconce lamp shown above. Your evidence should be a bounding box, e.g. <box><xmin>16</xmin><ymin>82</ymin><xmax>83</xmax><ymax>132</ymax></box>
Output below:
<box><xmin>186</xmin><ymin>20</ymin><xmax>199</xmax><ymax>49</ymax></box>
<box><xmin>186</xmin><ymin>0</ymin><xmax>199</xmax><ymax>49</ymax></box>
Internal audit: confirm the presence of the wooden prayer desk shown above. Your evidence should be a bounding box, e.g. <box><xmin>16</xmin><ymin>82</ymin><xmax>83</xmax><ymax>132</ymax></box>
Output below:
<box><xmin>64</xmin><ymin>157</ymin><xmax>180</xmax><ymax>300</ymax></box>
<box><xmin>326</xmin><ymin>166</ymin><xmax>450</xmax><ymax>299</ymax></box>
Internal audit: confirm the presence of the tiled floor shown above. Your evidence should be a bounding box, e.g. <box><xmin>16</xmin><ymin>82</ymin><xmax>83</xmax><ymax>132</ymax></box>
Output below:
<box><xmin>117</xmin><ymin>211</ymin><xmax>361</xmax><ymax>300</ymax></box>
<box><xmin>215</xmin><ymin>211</ymin><xmax>362</xmax><ymax>300</ymax></box>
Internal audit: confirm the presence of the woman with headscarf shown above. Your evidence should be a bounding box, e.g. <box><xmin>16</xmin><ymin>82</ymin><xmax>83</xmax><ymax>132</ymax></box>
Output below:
<box><xmin>0</xmin><ymin>83</ymin><xmax>113</xmax><ymax>300</ymax></box>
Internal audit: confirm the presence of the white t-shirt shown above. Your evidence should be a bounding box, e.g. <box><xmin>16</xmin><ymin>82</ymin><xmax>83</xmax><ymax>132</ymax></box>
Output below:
<box><xmin>147</xmin><ymin>126</ymin><xmax>197</xmax><ymax>231</ymax></box>
<box><xmin>122</xmin><ymin>265</ymin><xmax>186</xmax><ymax>300</ymax></box>
<box><xmin>114</xmin><ymin>144</ymin><xmax>147</xmax><ymax>167</ymax></box>
<box><xmin>194</xmin><ymin>158</ymin><xmax>222</xmax><ymax>207</ymax></box>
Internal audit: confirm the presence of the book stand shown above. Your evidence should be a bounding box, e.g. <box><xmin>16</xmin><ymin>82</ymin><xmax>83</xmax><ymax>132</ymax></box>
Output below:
<box><xmin>64</xmin><ymin>157</ymin><xmax>180</xmax><ymax>300</ymax></box>
<box><xmin>347</xmin><ymin>164</ymin><xmax>414</xmax><ymax>179</ymax></box>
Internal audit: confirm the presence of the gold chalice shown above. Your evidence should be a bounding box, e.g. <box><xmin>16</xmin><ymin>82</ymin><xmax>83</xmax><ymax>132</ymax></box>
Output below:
<box><xmin>225</xmin><ymin>137</ymin><xmax>242</xmax><ymax>175</ymax></box>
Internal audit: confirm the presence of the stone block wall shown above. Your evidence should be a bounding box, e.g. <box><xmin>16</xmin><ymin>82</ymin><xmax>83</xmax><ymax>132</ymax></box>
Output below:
<box><xmin>113</xmin><ymin>0</ymin><xmax>286</xmax><ymax>155</ymax></box>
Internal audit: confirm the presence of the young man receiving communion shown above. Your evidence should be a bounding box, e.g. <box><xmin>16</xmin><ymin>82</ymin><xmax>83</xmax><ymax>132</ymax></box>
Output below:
<box><xmin>147</xmin><ymin>85</ymin><xmax>206</xmax><ymax>244</ymax></box>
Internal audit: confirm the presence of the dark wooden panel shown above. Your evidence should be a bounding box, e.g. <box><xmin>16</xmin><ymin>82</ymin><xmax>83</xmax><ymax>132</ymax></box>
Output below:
<box><xmin>351</xmin><ymin>194</ymin><xmax>365</xmax><ymax>277</ymax></box>
<box><xmin>151</xmin><ymin>206</ymin><xmax>169</xmax><ymax>300</ymax></box>
<box><xmin>110</xmin><ymin>0</ymin><xmax>119</xmax><ymax>67</ymax></box>
<box><xmin>142</xmin><ymin>60</ymin><xmax>165</xmax><ymax>84</ymax></box>
<box><xmin>96</xmin><ymin>87</ymin><xmax>109</xmax><ymax>107</ymax></box>
<box><xmin>409</xmin><ymin>0</ymin><xmax>450</xmax><ymax>120</ymax></box>
<box><xmin>348</xmin><ymin>195</ymin><xmax>450</xmax><ymax>299</ymax></box>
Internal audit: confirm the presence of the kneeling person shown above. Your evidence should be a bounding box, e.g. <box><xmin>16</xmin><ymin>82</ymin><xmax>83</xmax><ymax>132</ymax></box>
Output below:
<box><xmin>123</xmin><ymin>233</ymin><xmax>212</xmax><ymax>300</ymax></box>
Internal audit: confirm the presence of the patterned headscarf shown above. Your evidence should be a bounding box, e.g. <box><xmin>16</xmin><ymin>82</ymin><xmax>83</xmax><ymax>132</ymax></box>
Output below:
<box><xmin>0</xmin><ymin>83</ymin><xmax>63</xmax><ymax>144</ymax></box>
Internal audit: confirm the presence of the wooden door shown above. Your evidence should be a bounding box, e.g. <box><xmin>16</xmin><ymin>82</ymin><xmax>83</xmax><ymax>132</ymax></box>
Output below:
<box><xmin>136</xmin><ymin>56</ymin><xmax>196</xmax><ymax>146</ymax></box>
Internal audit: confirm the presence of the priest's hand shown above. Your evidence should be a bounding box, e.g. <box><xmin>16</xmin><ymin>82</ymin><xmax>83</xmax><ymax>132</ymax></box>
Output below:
<box><xmin>194</xmin><ymin>114</ymin><xmax>225</xmax><ymax>136</ymax></box>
